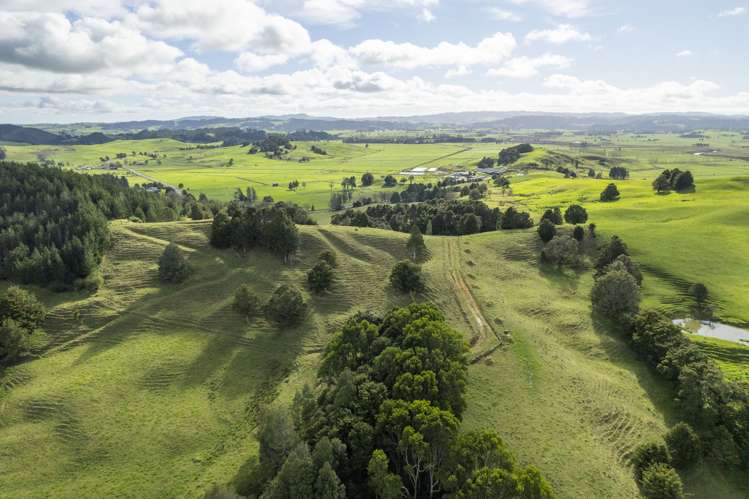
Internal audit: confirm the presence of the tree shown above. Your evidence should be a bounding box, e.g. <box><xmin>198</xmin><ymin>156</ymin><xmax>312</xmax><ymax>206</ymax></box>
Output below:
<box><xmin>600</xmin><ymin>183</ymin><xmax>620</xmax><ymax>202</ymax></box>
<box><xmin>564</xmin><ymin>205</ymin><xmax>588</xmax><ymax>225</ymax></box>
<box><xmin>537</xmin><ymin>219</ymin><xmax>557</xmax><ymax>243</ymax></box>
<box><xmin>210</xmin><ymin>212</ymin><xmax>234</xmax><ymax>248</ymax></box>
<box><xmin>591</xmin><ymin>269</ymin><xmax>641</xmax><ymax>319</ymax></box>
<box><xmin>406</xmin><ymin>224</ymin><xmax>427</xmax><ymax>261</ymax></box>
<box><xmin>689</xmin><ymin>283</ymin><xmax>708</xmax><ymax>305</ymax></box>
<box><xmin>383</xmin><ymin>175</ymin><xmax>397</xmax><ymax>187</ymax></box>
<box><xmin>501</xmin><ymin>207</ymin><xmax>533</xmax><ymax>230</ymax></box>
<box><xmin>605</xmin><ymin>254</ymin><xmax>643</xmax><ymax>285</ymax></box>
<box><xmin>673</xmin><ymin>171</ymin><xmax>694</xmax><ymax>192</ymax></box>
<box><xmin>609</xmin><ymin>166</ymin><xmax>629</xmax><ymax>180</ymax></box>
<box><xmin>541</xmin><ymin>208</ymin><xmax>563</xmax><ymax>225</ymax></box>
<box><xmin>665</xmin><ymin>423</ymin><xmax>701</xmax><ymax>469</ymax></box>
<box><xmin>631</xmin><ymin>442</ymin><xmax>671</xmax><ymax>480</ymax></box>
<box><xmin>319</xmin><ymin>250</ymin><xmax>338</xmax><ymax>268</ymax></box>
<box><xmin>262</xmin><ymin>443</ymin><xmax>315</xmax><ymax>499</ymax></box>
<box><xmin>315</xmin><ymin>462</ymin><xmax>346</xmax><ymax>499</ymax></box>
<box><xmin>572</xmin><ymin>226</ymin><xmax>584</xmax><ymax>242</ymax></box>
<box><xmin>329</xmin><ymin>192</ymin><xmax>345</xmax><ymax>211</ymax></box>
<box><xmin>307</xmin><ymin>261</ymin><xmax>334</xmax><ymax>294</ymax></box>
<box><xmin>459</xmin><ymin>214</ymin><xmax>481</xmax><ymax>235</ymax></box>
<box><xmin>517</xmin><ymin>465</ymin><xmax>555</xmax><ymax>499</ymax></box>
<box><xmin>158</xmin><ymin>242</ymin><xmax>191</xmax><ymax>283</ymax></box>
<box><xmin>233</xmin><ymin>284</ymin><xmax>260</xmax><ymax>318</ymax></box>
<box><xmin>265</xmin><ymin>285</ymin><xmax>307</xmax><ymax>326</ymax></box>
<box><xmin>262</xmin><ymin>211</ymin><xmax>299</xmax><ymax>263</ymax></box>
<box><xmin>389</xmin><ymin>261</ymin><xmax>425</xmax><ymax>293</ymax></box>
<box><xmin>0</xmin><ymin>286</ymin><xmax>46</xmax><ymax>332</ymax></box>
<box><xmin>653</xmin><ymin>173</ymin><xmax>671</xmax><ymax>193</ymax></box>
<box><xmin>0</xmin><ymin>147</ymin><xmax>6</xmax><ymax>160</ymax></box>
<box><xmin>595</xmin><ymin>235</ymin><xmax>629</xmax><ymax>271</ymax></box>
<box><xmin>542</xmin><ymin>235</ymin><xmax>579</xmax><ymax>268</ymax></box>
<box><xmin>368</xmin><ymin>450</ymin><xmax>404</xmax><ymax>499</ymax></box>
<box><xmin>361</xmin><ymin>172</ymin><xmax>375</xmax><ymax>187</ymax></box>
<box><xmin>0</xmin><ymin>319</ymin><xmax>31</xmax><ymax>365</ymax></box>
<box><xmin>639</xmin><ymin>463</ymin><xmax>685</xmax><ymax>499</ymax></box>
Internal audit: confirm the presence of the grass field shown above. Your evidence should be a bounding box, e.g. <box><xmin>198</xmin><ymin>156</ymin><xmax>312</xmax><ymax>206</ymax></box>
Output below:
<box><xmin>1</xmin><ymin>221</ymin><xmax>748</xmax><ymax>497</ymax></box>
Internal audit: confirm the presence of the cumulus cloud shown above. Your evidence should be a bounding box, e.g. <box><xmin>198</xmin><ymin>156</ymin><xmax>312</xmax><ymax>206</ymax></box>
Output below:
<box><xmin>130</xmin><ymin>0</ymin><xmax>311</xmax><ymax>55</ymax></box>
<box><xmin>526</xmin><ymin>24</ymin><xmax>592</xmax><ymax>44</ymax></box>
<box><xmin>489</xmin><ymin>8</ymin><xmax>523</xmax><ymax>21</ymax></box>
<box><xmin>0</xmin><ymin>12</ymin><xmax>182</xmax><ymax>74</ymax></box>
<box><xmin>488</xmin><ymin>54</ymin><xmax>572</xmax><ymax>78</ymax></box>
<box><xmin>718</xmin><ymin>7</ymin><xmax>745</xmax><ymax>17</ymax></box>
<box><xmin>676</xmin><ymin>50</ymin><xmax>693</xmax><ymax>57</ymax></box>
<box><xmin>350</xmin><ymin>32</ymin><xmax>517</xmax><ymax>69</ymax></box>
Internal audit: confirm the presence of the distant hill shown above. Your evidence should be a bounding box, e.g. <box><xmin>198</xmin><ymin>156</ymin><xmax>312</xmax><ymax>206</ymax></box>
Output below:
<box><xmin>0</xmin><ymin>124</ymin><xmax>66</xmax><ymax>145</ymax></box>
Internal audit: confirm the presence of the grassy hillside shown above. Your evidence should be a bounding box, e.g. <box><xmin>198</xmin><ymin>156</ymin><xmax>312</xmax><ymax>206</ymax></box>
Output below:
<box><xmin>2</xmin><ymin>220</ymin><xmax>747</xmax><ymax>497</ymax></box>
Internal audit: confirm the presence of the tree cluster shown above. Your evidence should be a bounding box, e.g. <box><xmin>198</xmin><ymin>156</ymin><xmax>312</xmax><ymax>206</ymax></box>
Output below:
<box><xmin>210</xmin><ymin>203</ymin><xmax>310</xmax><ymax>263</ymax></box>
<box><xmin>591</xmin><ymin>237</ymin><xmax>642</xmax><ymax>319</ymax></box>
<box><xmin>498</xmin><ymin>144</ymin><xmax>534</xmax><ymax>165</ymax></box>
<box><xmin>310</xmin><ymin>145</ymin><xmax>327</xmax><ymax>155</ymax></box>
<box><xmin>0</xmin><ymin>162</ymin><xmax>185</xmax><ymax>289</ymax></box>
<box><xmin>332</xmin><ymin>199</ymin><xmax>531</xmax><ymax>235</ymax></box>
<box><xmin>234</xmin><ymin>304</ymin><xmax>554</xmax><ymax>498</ymax></box>
<box><xmin>652</xmin><ymin>169</ymin><xmax>695</xmax><ymax>193</ymax></box>
<box><xmin>608</xmin><ymin>167</ymin><xmax>629</xmax><ymax>180</ymax></box>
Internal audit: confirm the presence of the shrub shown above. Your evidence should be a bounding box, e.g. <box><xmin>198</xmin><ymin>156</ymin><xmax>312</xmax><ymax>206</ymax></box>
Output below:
<box><xmin>600</xmin><ymin>183</ymin><xmax>621</xmax><ymax>202</ymax></box>
<box><xmin>540</xmin><ymin>207</ymin><xmax>563</xmax><ymax>225</ymax></box>
<box><xmin>639</xmin><ymin>463</ymin><xmax>685</xmax><ymax>499</ymax></box>
<box><xmin>265</xmin><ymin>285</ymin><xmax>307</xmax><ymax>326</ymax></box>
<box><xmin>542</xmin><ymin>235</ymin><xmax>579</xmax><ymax>267</ymax></box>
<box><xmin>665</xmin><ymin>423</ymin><xmax>701</xmax><ymax>469</ymax></box>
<box><xmin>361</xmin><ymin>172</ymin><xmax>374</xmax><ymax>186</ymax></box>
<box><xmin>605</xmin><ymin>254</ymin><xmax>643</xmax><ymax>285</ymax></box>
<box><xmin>689</xmin><ymin>283</ymin><xmax>708</xmax><ymax>304</ymax></box>
<box><xmin>233</xmin><ymin>285</ymin><xmax>260</xmax><ymax>318</ymax></box>
<box><xmin>307</xmin><ymin>261</ymin><xmax>334</xmax><ymax>294</ymax></box>
<box><xmin>591</xmin><ymin>269</ymin><xmax>640</xmax><ymax>319</ymax></box>
<box><xmin>389</xmin><ymin>261</ymin><xmax>425</xmax><ymax>293</ymax></box>
<box><xmin>564</xmin><ymin>205</ymin><xmax>588</xmax><ymax>225</ymax></box>
<box><xmin>537</xmin><ymin>219</ymin><xmax>557</xmax><ymax>243</ymax></box>
<box><xmin>0</xmin><ymin>319</ymin><xmax>32</xmax><ymax>365</ymax></box>
<box><xmin>595</xmin><ymin>235</ymin><xmax>629</xmax><ymax>271</ymax></box>
<box><xmin>632</xmin><ymin>442</ymin><xmax>671</xmax><ymax>480</ymax></box>
<box><xmin>318</xmin><ymin>250</ymin><xmax>338</xmax><ymax>268</ymax></box>
<box><xmin>572</xmin><ymin>225</ymin><xmax>584</xmax><ymax>242</ymax></box>
<box><xmin>158</xmin><ymin>242</ymin><xmax>191</xmax><ymax>283</ymax></box>
<box><xmin>0</xmin><ymin>286</ymin><xmax>46</xmax><ymax>332</ymax></box>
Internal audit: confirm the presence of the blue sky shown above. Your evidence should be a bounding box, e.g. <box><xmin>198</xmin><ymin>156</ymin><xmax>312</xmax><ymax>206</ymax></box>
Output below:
<box><xmin>0</xmin><ymin>0</ymin><xmax>747</xmax><ymax>123</ymax></box>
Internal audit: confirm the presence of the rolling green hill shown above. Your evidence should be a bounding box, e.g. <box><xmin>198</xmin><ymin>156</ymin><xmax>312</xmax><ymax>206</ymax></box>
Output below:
<box><xmin>1</xmin><ymin>221</ymin><xmax>747</xmax><ymax>498</ymax></box>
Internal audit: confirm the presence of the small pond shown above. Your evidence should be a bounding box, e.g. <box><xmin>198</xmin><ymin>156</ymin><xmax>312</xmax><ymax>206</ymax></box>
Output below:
<box><xmin>673</xmin><ymin>319</ymin><xmax>749</xmax><ymax>346</ymax></box>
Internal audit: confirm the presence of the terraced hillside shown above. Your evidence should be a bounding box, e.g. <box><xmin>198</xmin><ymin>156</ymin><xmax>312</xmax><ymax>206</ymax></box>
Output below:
<box><xmin>1</xmin><ymin>221</ymin><xmax>747</xmax><ymax>497</ymax></box>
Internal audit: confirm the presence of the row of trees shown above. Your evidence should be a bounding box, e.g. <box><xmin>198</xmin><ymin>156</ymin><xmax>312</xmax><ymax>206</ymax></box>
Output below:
<box><xmin>231</xmin><ymin>304</ymin><xmax>554</xmax><ymax>498</ymax></box>
<box><xmin>332</xmin><ymin>200</ymin><xmax>533</xmax><ymax>235</ymax></box>
<box><xmin>0</xmin><ymin>162</ymin><xmax>189</xmax><ymax>289</ymax></box>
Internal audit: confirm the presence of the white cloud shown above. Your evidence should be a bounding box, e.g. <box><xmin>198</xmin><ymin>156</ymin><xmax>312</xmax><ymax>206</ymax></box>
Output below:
<box><xmin>418</xmin><ymin>8</ymin><xmax>436</xmax><ymax>22</ymax></box>
<box><xmin>618</xmin><ymin>24</ymin><xmax>635</xmax><ymax>33</ymax></box>
<box><xmin>235</xmin><ymin>53</ymin><xmax>290</xmax><ymax>73</ymax></box>
<box><xmin>510</xmin><ymin>0</ymin><xmax>592</xmax><ymax>18</ymax></box>
<box><xmin>445</xmin><ymin>65</ymin><xmax>471</xmax><ymax>78</ymax></box>
<box><xmin>676</xmin><ymin>50</ymin><xmax>693</xmax><ymax>57</ymax></box>
<box><xmin>489</xmin><ymin>8</ymin><xmax>523</xmax><ymax>22</ymax></box>
<box><xmin>130</xmin><ymin>0</ymin><xmax>311</xmax><ymax>55</ymax></box>
<box><xmin>351</xmin><ymin>32</ymin><xmax>517</xmax><ymax>69</ymax></box>
<box><xmin>0</xmin><ymin>0</ymin><xmax>131</xmax><ymax>17</ymax></box>
<box><xmin>488</xmin><ymin>54</ymin><xmax>572</xmax><ymax>78</ymax></box>
<box><xmin>0</xmin><ymin>12</ymin><xmax>182</xmax><ymax>74</ymax></box>
<box><xmin>526</xmin><ymin>24</ymin><xmax>592</xmax><ymax>44</ymax></box>
<box><xmin>718</xmin><ymin>6</ymin><xmax>745</xmax><ymax>17</ymax></box>
<box><xmin>299</xmin><ymin>0</ymin><xmax>438</xmax><ymax>26</ymax></box>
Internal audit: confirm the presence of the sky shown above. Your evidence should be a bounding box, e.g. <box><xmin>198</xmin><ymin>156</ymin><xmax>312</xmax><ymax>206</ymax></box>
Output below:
<box><xmin>1</xmin><ymin>0</ymin><xmax>748</xmax><ymax>123</ymax></box>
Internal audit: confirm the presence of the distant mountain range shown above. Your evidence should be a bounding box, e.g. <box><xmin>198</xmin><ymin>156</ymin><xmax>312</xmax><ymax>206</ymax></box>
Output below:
<box><xmin>2</xmin><ymin>112</ymin><xmax>749</xmax><ymax>146</ymax></box>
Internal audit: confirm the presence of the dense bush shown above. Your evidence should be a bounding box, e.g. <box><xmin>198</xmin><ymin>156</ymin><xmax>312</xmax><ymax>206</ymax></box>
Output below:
<box><xmin>665</xmin><ymin>423</ymin><xmax>701</xmax><ymax>469</ymax></box>
<box><xmin>307</xmin><ymin>261</ymin><xmax>334</xmax><ymax>294</ymax></box>
<box><xmin>158</xmin><ymin>243</ymin><xmax>191</xmax><ymax>283</ymax></box>
<box><xmin>264</xmin><ymin>285</ymin><xmax>306</xmax><ymax>326</ymax></box>
<box><xmin>537</xmin><ymin>219</ymin><xmax>557</xmax><ymax>243</ymax></box>
<box><xmin>541</xmin><ymin>207</ymin><xmax>563</xmax><ymax>225</ymax></box>
<box><xmin>542</xmin><ymin>235</ymin><xmax>580</xmax><ymax>267</ymax></box>
<box><xmin>318</xmin><ymin>250</ymin><xmax>338</xmax><ymax>268</ymax></box>
<box><xmin>632</xmin><ymin>442</ymin><xmax>671</xmax><ymax>480</ymax></box>
<box><xmin>564</xmin><ymin>204</ymin><xmax>588</xmax><ymax>225</ymax></box>
<box><xmin>639</xmin><ymin>464</ymin><xmax>685</xmax><ymax>499</ymax></box>
<box><xmin>0</xmin><ymin>162</ymin><xmax>185</xmax><ymax>288</ymax></box>
<box><xmin>0</xmin><ymin>286</ymin><xmax>46</xmax><ymax>365</ymax></box>
<box><xmin>600</xmin><ymin>183</ymin><xmax>621</xmax><ymax>202</ymax></box>
<box><xmin>591</xmin><ymin>269</ymin><xmax>640</xmax><ymax>318</ymax></box>
<box><xmin>389</xmin><ymin>261</ymin><xmax>425</xmax><ymax>293</ymax></box>
<box><xmin>233</xmin><ymin>284</ymin><xmax>260</xmax><ymax>318</ymax></box>
<box><xmin>572</xmin><ymin>225</ymin><xmax>585</xmax><ymax>242</ymax></box>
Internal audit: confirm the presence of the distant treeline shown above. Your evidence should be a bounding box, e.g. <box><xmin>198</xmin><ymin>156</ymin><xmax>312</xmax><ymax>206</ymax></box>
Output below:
<box><xmin>0</xmin><ymin>162</ymin><xmax>190</xmax><ymax>289</ymax></box>
<box><xmin>332</xmin><ymin>199</ymin><xmax>533</xmax><ymax>234</ymax></box>
<box><xmin>343</xmin><ymin>134</ymin><xmax>478</xmax><ymax>144</ymax></box>
<box><xmin>0</xmin><ymin>124</ymin><xmax>337</xmax><ymax>147</ymax></box>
